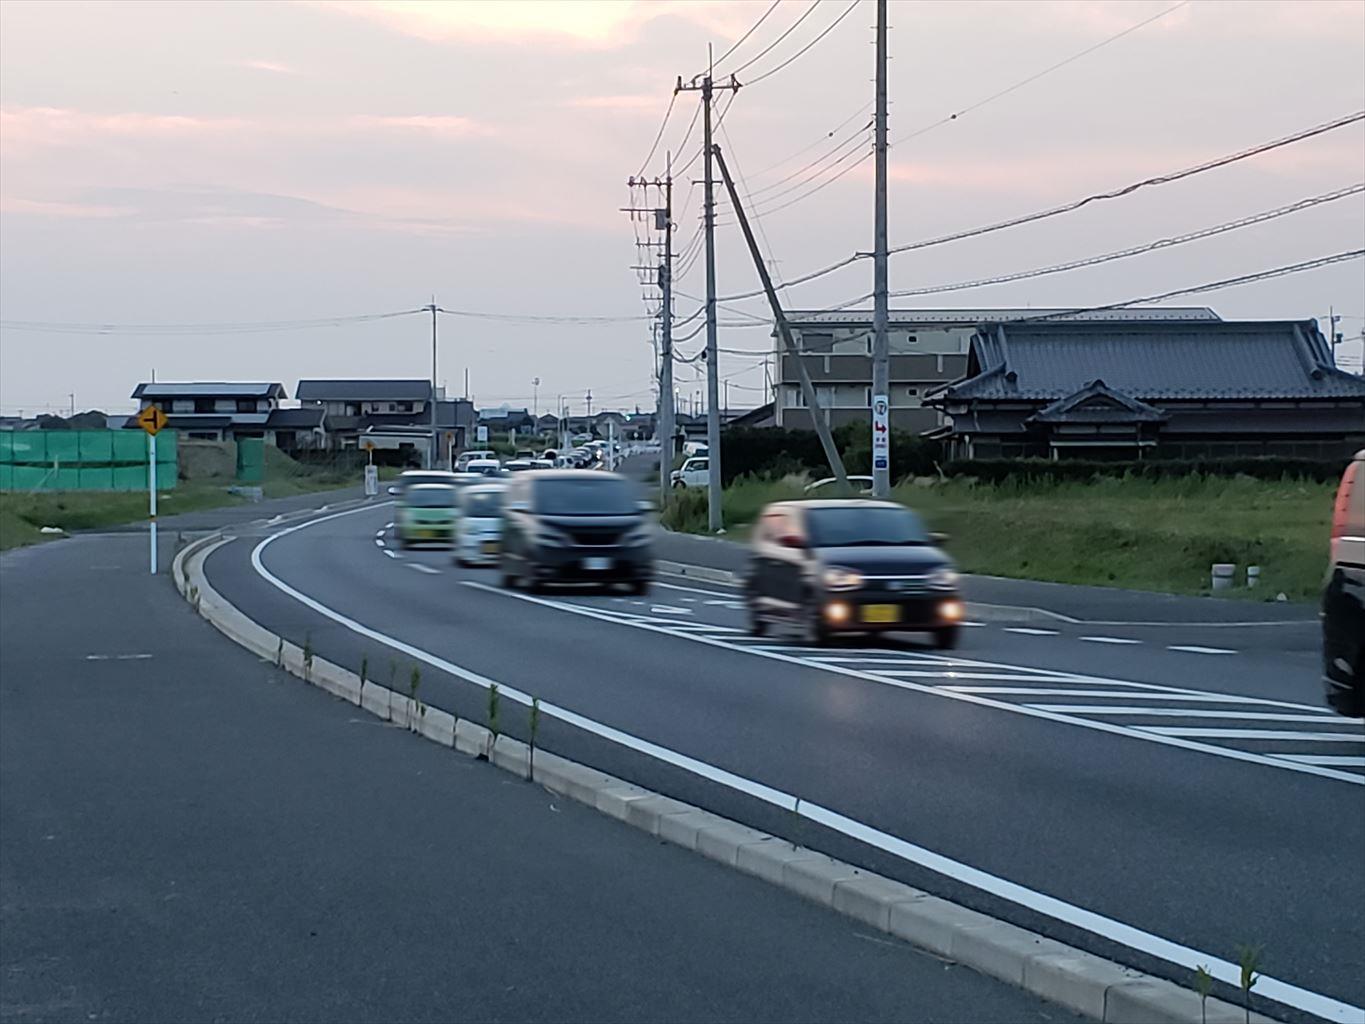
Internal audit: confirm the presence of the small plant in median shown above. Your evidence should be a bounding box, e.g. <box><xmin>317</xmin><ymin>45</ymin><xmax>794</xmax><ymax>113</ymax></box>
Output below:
<box><xmin>1236</xmin><ymin>944</ymin><xmax>1262</xmax><ymax>1024</ymax></box>
<box><xmin>359</xmin><ymin>654</ymin><xmax>368</xmax><ymax>686</ymax></box>
<box><xmin>1193</xmin><ymin>964</ymin><xmax>1213</xmax><ymax>1024</ymax></box>
<box><xmin>408</xmin><ymin>666</ymin><xmax>423</xmax><ymax>726</ymax></box>
<box><xmin>302</xmin><ymin>633</ymin><xmax>313</xmax><ymax>681</ymax></box>
<box><xmin>276</xmin><ymin>636</ymin><xmax>284</xmax><ymax>667</ymax></box>
<box><xmin>528</xmin><ymin>697</ymin><xmax>541</xmax><ymax>781</ymax></box>
<box><xmin>486</xmin><ymin>683</ymin><xmax>501</xmax><ymax>758</ymax></box>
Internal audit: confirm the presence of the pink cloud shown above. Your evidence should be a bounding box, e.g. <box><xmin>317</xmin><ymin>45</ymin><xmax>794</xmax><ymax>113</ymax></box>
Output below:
<box><xmin>347</xmin><ymin>114</ymin><xmax>487</xmax><ymax>138</ymax></box>
<box><xmin>308</xmin><ymin>0</ymin><xmax>744</xmax><ymax>48</ymax></box>
<box><xmin>561</xmin><ymin>93</ymin><xmax>662</xmax><ymax>112</ymax></box>
<box><xmin>0</xmin><ymin>106</ymin><xmax>247</xmax><ymax>148</ymax></box>
<box><xmin>237</xmin><ymin>58</ymin><xmax>303</xmax><ymax>75</ymax></box>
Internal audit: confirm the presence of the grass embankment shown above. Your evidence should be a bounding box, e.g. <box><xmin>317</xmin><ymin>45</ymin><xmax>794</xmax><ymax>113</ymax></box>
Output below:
<box><xmin>0</xmin><ymin>442</ymin><xmax>368</xmax><ymax>552</ymax></box>
<box><xmin>663</xmin><ymin>474</ymin><xmax>1332</xmax><ymax>602</ymax></box>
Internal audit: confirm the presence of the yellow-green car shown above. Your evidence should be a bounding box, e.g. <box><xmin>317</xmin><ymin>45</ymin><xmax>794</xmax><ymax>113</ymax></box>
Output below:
<box><xmin>397</xmin><ymin>484</ymin><xmax>459</xmax><ymax>547</ymax></box>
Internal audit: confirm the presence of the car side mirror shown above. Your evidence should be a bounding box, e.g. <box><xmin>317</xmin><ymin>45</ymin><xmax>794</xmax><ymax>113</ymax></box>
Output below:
<box><xmin>779</xmin><ymin>533</ymin><xmax>806</xmax><ymax>549</ymax></box>
<box><xmin>930</xmin><ymin>531</ymin><xmax>949</xmax><ymax>545</ymax></box>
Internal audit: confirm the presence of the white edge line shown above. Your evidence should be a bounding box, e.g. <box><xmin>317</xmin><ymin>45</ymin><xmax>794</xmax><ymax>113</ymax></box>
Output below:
<box><xmin>243</xmin><ymin>504</ymin><xmax>1364</xmax><ymax>1024</ymax></box>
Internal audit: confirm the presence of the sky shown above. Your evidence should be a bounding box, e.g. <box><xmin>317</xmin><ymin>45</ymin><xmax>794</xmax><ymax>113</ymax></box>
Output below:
<box><xmin>1</xmin><ymin>0</ymin><xmax>1362</xmax><ymax>417</ymax></box>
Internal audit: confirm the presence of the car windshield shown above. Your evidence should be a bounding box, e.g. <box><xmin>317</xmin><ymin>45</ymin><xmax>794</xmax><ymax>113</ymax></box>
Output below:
<box><xmin>401</xmin><ymin>473</ymin><xmax>453</xmax><ymax>489</ymax></box>
<box><xmin>461</xmin><ymin>490</ymin><xmax>503</xmax><ymax>517</ymax></box>
<box><xmin>404</xmin><ymin>487</ymin><xmax>457</xmax><ymax>509</ymax></box>
<box><xmin>805</xmin><ymin>506</ymin><xmax>929</xmax><ymax>547</ymax></box>
<box><xmin>535</xmin><ymin>477</ymin><xmax>636</xmax><ymax>515</ymax></box>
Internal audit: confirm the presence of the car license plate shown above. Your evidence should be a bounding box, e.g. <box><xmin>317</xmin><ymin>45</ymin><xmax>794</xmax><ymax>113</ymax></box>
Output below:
<box><xmin>861</xmin><ymin>604</ymin><xmax>900</xmax><ymax>624</ymax></box>
<box><xmin>583</xmin><ymin>557</ymin><xmax>612</xmax><ymax>571</ymax></box>
<box><xmin>481</xmin><ymin>541</ymin><xmax>498</xmax><ymax>555</ymax></box>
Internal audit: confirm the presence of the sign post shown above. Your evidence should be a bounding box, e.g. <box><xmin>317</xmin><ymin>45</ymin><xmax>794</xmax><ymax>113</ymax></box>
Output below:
<box><xmin>135</xmin><ymin>404</ymin><xmax>168</xmax><ymax>574</ymax></box>
<box><xmin>363</xmin><ymin>440</ymin><xmax>378</xmax><ymax>497</ymax></box>
<box><xmin>871</xmin><ymin>394</ymin><xmax>890</xmax><ymax>479</ymax></box>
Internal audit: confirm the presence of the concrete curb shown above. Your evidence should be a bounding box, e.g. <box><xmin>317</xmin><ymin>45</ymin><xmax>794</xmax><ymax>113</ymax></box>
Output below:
<box><xmin>173</xmin><ymin>532</ymin><xmax>1278</xmax><ymax>1024</ymax></box>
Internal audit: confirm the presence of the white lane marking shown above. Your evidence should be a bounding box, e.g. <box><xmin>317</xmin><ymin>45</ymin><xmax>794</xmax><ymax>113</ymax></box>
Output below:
<box><xmin>703</xmin><ymin>599</ymin><xmax>744</xmax><ymax>608</ymax></box>
<box><xmin>375</xmin><ymin>529</ymin><xmax>385</xmax><ymax>537</ymax></box>
<box><xmin>882</xmin><ymin>671</ymin><xmax>1080</xmax><ymax>682</ymax></box>
<box><xmin>1080</xmin><ymin>636</ymin><xmax>1143</xmax><ymax>645</ymax></box>
<box><xmin>1276</xmin><ymin>755</ymin><xmax>1365</xmax><ymax>767</ymax></box>
<box><xmin>247</xmin><ymin>507</ymin><xmax>1363</xmax><ymax>1022</ymax></box>
<box><xmin>1004</xmin><ymin>627</ymin><xmax>1059</xmax><ymax>636</ymax></box>
<box><xmin>945</xmin><ymin>688</ymin><xmax>1281</xmax><ymax>702</ymax></box>
<box><xmin>649</xmin><ymin>604</ymin><xmax>694</xmax><ymax>615</ymax></box>
<box><xmin>654</xmin><ymin>575</ymin><xmax>742</xmax><ymax>596</ymax></box>
<box><xmin>1167</xmin><ymin>645</ymin><xmax>1236</xmax><ymax>656</ymax></box>
<box><xmin>374</xmin><ymin>539</ymin><xmax>383</xmax><ymax>547</ymax></box>
<box><xmin>1029</xmin><ymin>706</ymin><xmax>1345</xmax><ymax>723</ymax></box>
<box><xmin>1138</xmin><ymin>727</ymin><xmax>1365</xmax><ymax>743</ymax></box>
<box><xmin>408</xmin><ymin>563</ymin><xmax>441</xmax><ymax>575</ymax></box>
<box><xmin>383</xmin><ymin>550</ymin><xmax>398</xmax><ymax>559</ymax></box>
<box><xmin>384</xmin><ymin>522</ymin><xmax>394</xmax><ymax>530</ymax></box>
<box><xmin>680</xmin><ymin>597</ymin><xmax>698</xmax><ymax>603</ymax></box>
<box><xmin>84</xmin><ymin>653</ymin><xmax>154</xmax><ymax>661</ymax></box>
<box><xmin>960</xmin><ymin>621</ymin><xmax>985</xmax><ymax>627</ymax></box>
<box><xmin>462</xmin><ymin>582</ymin><xmax>1360</xmax><ymax>786</ymax></box>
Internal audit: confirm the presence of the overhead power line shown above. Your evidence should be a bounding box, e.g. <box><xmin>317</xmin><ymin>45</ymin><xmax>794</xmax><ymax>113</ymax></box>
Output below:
<box><xmin>716</xmin><ymin>109</ymin><xmax>1365</xmax><ymax>301</ymax></box>
<box><xmin>887</xmin><ymin>110</ymin><xmax>1365</xmax><ymax>257</ymax></box>
<box><xmin>727</xmin><ymin>0</ymin><xmax>825</xmax><ymax>77</ymax></box>
<box><xmin>886</xmin><ymin>183</ymin><xmax>1365</xmax><ymax>299</ymax></box>
<box><xmin>1017</xmin><ymin>250</ymin><xmax>1365</xmax><ymax>322</ymax></box>
<box><xmin>892</xmin><ymin>0</ymin><xmax>1191</xmax><ymax>147</ymax></box>
<box><xmin>0</xmin><ymin>309</ymin><xmax>425</xmax><ymax>336</ymax></box>
<box><xmin>635</xmin><ymin>90</ymin><xmax>678</xmax><ymax>179</ymax></box>
<box><xmin>744</xmin><ymin>0</ymin><xmax>863</xmax><ymax>87</ymax></box>
<box><xmin>439</xmin><ymin>308</ymin><xmax>653</xmax><ymax>325</ymax></box>
<box><xmin>747</xmin><ymin>101</ymin><xmax>873</xmax><ymax>179</ymax></box>
<box><xmin>714</xmin><ymin>0</ymin><xmax>784</xmax><ymax>72</ymax></box>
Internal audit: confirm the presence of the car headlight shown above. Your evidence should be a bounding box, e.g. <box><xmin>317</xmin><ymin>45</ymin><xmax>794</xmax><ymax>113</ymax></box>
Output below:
<box><xmin>533</xmin><ymin>524</ymin><xmax>571</xmax><ymax>547</ymax></box>
<box><xmin>822</xmin><ymin>566</ymin><xmax>864</xmax><ymax>591</ymax></box>
<box><xmin>930</xmin><ymin>566</ymin><xmax>959</xmax><ymax>589</ymax></box>
<box><xmin>624</xmin><ymin>523</ymin><xmax>653</xmax><ymax>546</ymax></box>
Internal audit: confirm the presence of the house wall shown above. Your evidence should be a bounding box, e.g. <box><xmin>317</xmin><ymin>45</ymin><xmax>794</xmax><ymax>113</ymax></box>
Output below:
<box><xmin>774</xmin><ymin>322</ymin><xmax>974</xmax><ymax>429</ymax></box>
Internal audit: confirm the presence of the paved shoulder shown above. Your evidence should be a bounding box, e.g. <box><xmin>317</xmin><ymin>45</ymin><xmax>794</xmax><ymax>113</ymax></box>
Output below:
<box><xmin>0</xmin><ymin>534</ymin><xmax>1070</xmax><ymax>1024</ymax></box>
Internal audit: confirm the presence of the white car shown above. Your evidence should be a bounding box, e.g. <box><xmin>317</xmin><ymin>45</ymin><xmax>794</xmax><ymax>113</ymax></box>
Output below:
<box><xmin>504</xmin><ymin>459</ymin><xmax>533</xmax><ymax>472</ymax></box>
<box><xmin>671</xmin><ymin>456</ymin><xmax>710</xmax><ymax>489</ymax></box>
<box><xmin>529</xmin><ymin>459</ymin><xmax>555</xmax><ymax>470</ymax></box>
<box><xmin>465</xmin><ymin>458</ymin><xmax>501</xmax><ymax>477</ymax></box>
<box><xmin>684</xmin><ymin>441</ymin><xmax>709</xmax><ymax>458</ymax></box>
<box><xmin>456</xmin><ymin>450</ymin><xmax>496</xmax><ymax>471</ymax></box>
<box><xmin>454</xmin><ymin>483</ymin><xmax>505</xmax><ymax>566</ymax></box>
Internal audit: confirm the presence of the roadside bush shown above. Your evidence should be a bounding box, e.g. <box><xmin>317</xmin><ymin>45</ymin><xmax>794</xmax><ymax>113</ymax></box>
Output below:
<box><xmin>719</xmin><ymin>425</ymin><xmax>943</xmax><ymax>485</ymax></box>
<box><xmin>943</xmin><ymin>456</ymin><xmax>1348</xmax><ymax>485</ymax></box>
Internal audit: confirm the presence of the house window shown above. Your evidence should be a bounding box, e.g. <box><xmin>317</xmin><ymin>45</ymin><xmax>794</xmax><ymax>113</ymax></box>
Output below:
<box><xmin>800</xmin><ymin>332</ymin><xmax>835</xmax><ymax>353</ymax></box>
<box><xmin>906</xmin><ymin>387</ymin><xmax>919</xmax><ymax>397</ymax></box>
<box><xmin>395</xmin><ymin>401</ymin><xmax>411</xmax><ymax>412</ymax></box>
<box><xmin>194</xmin><ymin>398</ymin><xmax>214</xmax><ymax>414</ymax></box>
<box><xmin>236</xmin><ymin>399</ymin><xmax>256</xmax><ymax>413</ymax></box>
<box><xmin>906</xmin><ymin>334</ymin><xmax>917</xmax><ymax>344</ymax></box>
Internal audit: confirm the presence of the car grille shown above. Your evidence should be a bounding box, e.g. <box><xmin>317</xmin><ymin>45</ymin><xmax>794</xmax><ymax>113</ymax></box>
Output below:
<box><xmin>864</xmin><ymin>574</ymin><xmax>932</xmax><ymax>593</ymax></box>
<box><xmin>565</xmin><ymin>527</ymin><xmax>625</xmax><ymax>547</ymax></box>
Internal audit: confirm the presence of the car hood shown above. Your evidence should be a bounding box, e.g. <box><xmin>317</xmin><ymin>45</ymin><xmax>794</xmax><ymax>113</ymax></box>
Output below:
<box><xmin>814</xmin><ymin>544</ymin><xmax>950</xmax><ymax>575</ymax></box>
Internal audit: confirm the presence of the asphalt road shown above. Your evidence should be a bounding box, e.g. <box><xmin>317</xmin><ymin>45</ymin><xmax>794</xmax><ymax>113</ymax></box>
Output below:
<box><xmin>0</xmin><ymin>531</ymin><xmax>1073</xmax><ymax>1024</ymax></box>
<box><xmin>202</xmin><ymin>500</ymin><xmax>1364</xmax><ymax>1023</ymax></box>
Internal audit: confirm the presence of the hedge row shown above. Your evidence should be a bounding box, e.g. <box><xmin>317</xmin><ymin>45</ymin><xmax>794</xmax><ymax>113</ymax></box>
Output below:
<box><xmin>941</xmin><ymin>456</ymin><xmax>1349</xmax><ymax>484</ymax></box>
<box><xmin>719</xmin><ymin>425</ymin><xmax>1348</xmax><ymax>484</ymax></box>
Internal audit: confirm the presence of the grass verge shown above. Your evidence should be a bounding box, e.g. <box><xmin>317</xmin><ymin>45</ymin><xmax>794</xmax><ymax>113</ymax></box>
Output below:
<box><xmin>662</xmin><ymin>473</ymin><xmax>1332</xmax><ymax>602</ymax></box>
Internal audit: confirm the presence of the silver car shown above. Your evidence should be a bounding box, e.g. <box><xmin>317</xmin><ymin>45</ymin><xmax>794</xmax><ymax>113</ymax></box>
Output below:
<box><xmin>454</xmin><ymin>483</ymin><xmax>506</xmax><ymax>566</ymax></box>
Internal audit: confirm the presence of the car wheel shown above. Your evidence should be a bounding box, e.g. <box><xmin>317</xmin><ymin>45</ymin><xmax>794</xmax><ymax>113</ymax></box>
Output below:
<box><xmin>935</xmin><ymin>626</ymin><xmax>960</xmax><ymax>651</ymax></box>
<box><xmin>500</xmin><ymin>559</ymin><xmax>519</xmax><ymax>589</ymax></box>
<box><xmin>803</xmin><ymin>598</ymin><xmax>829</xmax><ymax>646</ymax></box>
<box><xmin>673</xmin><ymin>480</ymin><xmax>686</xmax><ymax>489</ymax></box>
<box><xmin>747</xmin><ymin>599</ymin><xmax>767</xmax><ymax>637</ymax></box>
<box><xmin>628</xmin><ymin>578</ymin><xmax>649</xmax><ymax>596</ymax></box>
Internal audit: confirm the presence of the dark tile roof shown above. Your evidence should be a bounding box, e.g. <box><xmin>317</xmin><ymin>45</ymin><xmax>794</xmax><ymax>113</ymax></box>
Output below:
<box><xmin>933</xmin><ymin>320</ymin><xmax>1365</xmax><ymax>402</ymax></box>
<box><xmin>132</xmin><ymin>382</ymin><xmax>286</xmax><ymax>399</ymax></box>
<box><xmin>1029</xmin><ymin>380</ymin><xmax>1167</xmax><ymax>424</ymax></box>
<box><xmin>787</xmin><ymin>307</ymin><xmax>1221</xmax><ymax>327</ymax></box>
<box><xmin>296</xmin><ymin>379</ymin><xmax>431</xmax><ymax>401</ymax></box>
<box><xmin>265</xmin><ymin>408</ymin><xmax>326</xmax><ymax>429</ymax></box>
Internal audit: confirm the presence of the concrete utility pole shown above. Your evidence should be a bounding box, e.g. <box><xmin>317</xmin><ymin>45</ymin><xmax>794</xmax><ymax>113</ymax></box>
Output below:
<box><xmin>427</xmin><ymin>301</ymin><xmax>439</xmax><ymax>470</ymax></box>
<box><xmin>658</xmin><ymin>157</ymin><xmax>675</xmax><ymax>507</ymax></box>
<box><xmin>532</xmin><ymin>377</ymin><xmax>540</xmax><ymax>419</ymax></box>
<box><xmin>714</xmin><ymin>144</ymin><xmax>850</xmax><ymax>490</ymax></box>
<box><xmin>870</xmin><ymin>0</ymin><xmax>891</xmax><ymax>498</ymax></box>
<box><xmin>679</xmin><ymin>60</ymin><xmax>739</xmax><ymax>532</ymax></box>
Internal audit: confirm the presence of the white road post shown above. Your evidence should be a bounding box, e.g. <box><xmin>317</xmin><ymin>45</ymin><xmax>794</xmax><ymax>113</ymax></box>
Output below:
<box><xmin>148</xmin><ymin>430</ymin><xmax>158</xmax><ymax>575</ymax></box>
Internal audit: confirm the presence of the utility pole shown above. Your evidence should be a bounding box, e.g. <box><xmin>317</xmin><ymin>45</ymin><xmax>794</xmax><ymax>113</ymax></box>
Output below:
<box><xmin>1328</xmin><ymin>305</ymin><xmax>1342</xmax><ymax>364</ymax></box>
<box><xmin>659</xmin><ymin>157</ymin><xmax>675</xmax><ymax>506</ymax></box>
<box><xmin>714</xmin><ymin>144</ymin><xmax>849</xmax><ymax>490</ymax></box>
<box><xmin>427</xmin><ymin>301</ymin><xmax>439</xmax><ymax>469</ymax></box>
<box><xmin>585</xmin><ymin>389</ymin><xmax>593</xmax><ymax>421</ymax></box>
<box><xmin>679</xmin><ymin>59</ymin><xmax>740</xmax><ymax>532</ymax></box>
<box><xmin>870</xmin><ymin>0</ymin><xmax>891</xmax><ymax>498</ymax></box>
<box><xmin>532</xmin><ymin>377</ymin><xmax>540</xmax><ymax>419</ymax></box>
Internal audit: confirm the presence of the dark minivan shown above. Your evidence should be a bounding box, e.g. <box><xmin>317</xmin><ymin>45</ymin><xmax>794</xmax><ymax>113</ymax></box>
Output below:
<box><xmin>1323</xmin><ymin>449</ymin><xmax>1364</xmax><ymax>717</ymax></box>
<box><xmin>746</xmin><ymin>500</ymin><xmax>963</xmax><ymax>647</ymax></box>
<box><xmin>500</xmin><ymin>470</ymin><xmax>652</xmax><ymax>593</ymax></box>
